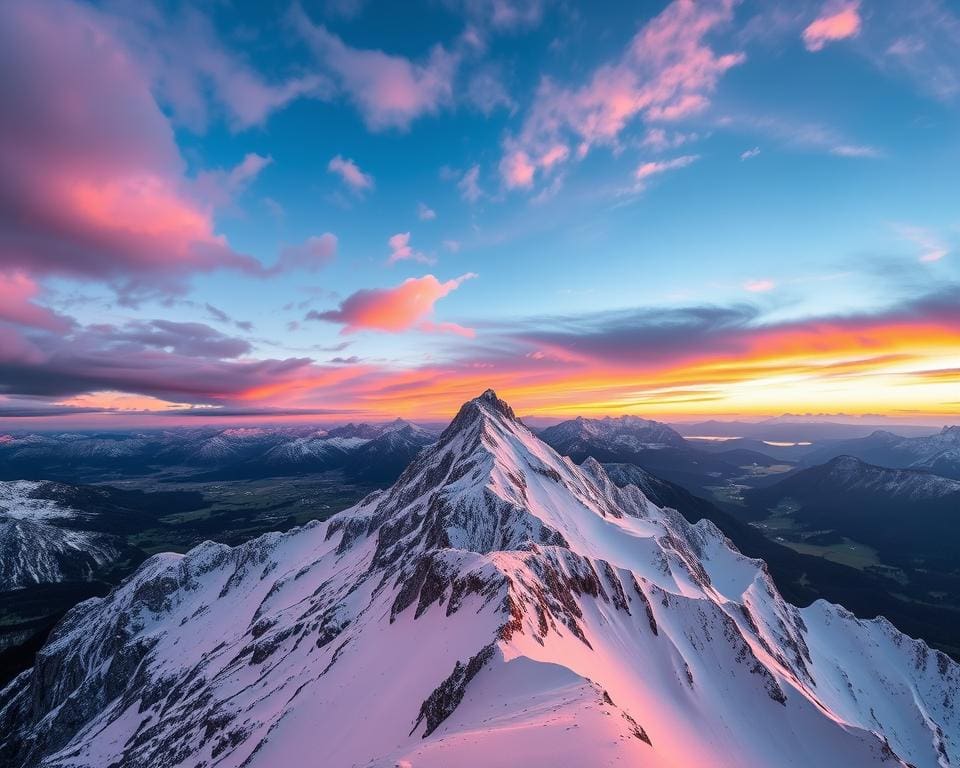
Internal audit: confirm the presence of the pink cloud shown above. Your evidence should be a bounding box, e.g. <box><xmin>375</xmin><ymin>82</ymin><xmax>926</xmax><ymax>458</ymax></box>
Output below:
<box><xmin>308</xmin><ymin>273</ymin><xmax>477</xmax><ymax>334</ymax></box>
<box><xmin>417</xmin><ymin>202</ymin><xmax>437</xmax><ymax>221</ymax></box>
<box><xmin>803</xmin><ymin>1</ymin><xmax>862</xmax><ymax>52</ymax></box>
<box><xmin>0</xmin><ymin>0</ymin><xmax>263</xmax><ymax>303</ymax></box>
<box><xmin>635</xmin><ymin>154</ymin><xmax>699</xmax><ymax>182</ymax></box>
<box><xmin>500</xmin><ymin>151</ymin><xmax>537</xmax><ymax>188</ymax></box>
<box><xmin>500</xmin><ymin>142</ymin><xmax>571</xmax><ymax>190</ymax></box>
<box><xmin>328</xmin><ymin>155</ymin><xmax>375</xmax><ymax>193</ymax></box>
<box><xmin>503</xmin><ymin>0</ymin><xmax>742</xmax><ymax>189</ymax></box>
<box><xmin>418</xmin><ymin>321</ymin><xmax>477</xmax><ymax>338</ymax></box>
<box><xmin>744</xmin><ymin>279</ymin><xmax>776</xmax><ymax>293</ymax></box>
<box><xmin>387</xmin><ymin>233</ymin><xmax>435</xmax><ymax>265</ymax></box>
<box><xmin>539</xmin><ymin>144</ymin><xmax>570</xmax><ymax>169</ymax></box>
<box><xmin>0</xmin><ymin>273</ymin><xmax>73</xmax><ymax>332</ymax></box>
<box><xmin>293</xmin><ymin>7</ymin><xmax>458</xmax><ymax>130</ymax></box>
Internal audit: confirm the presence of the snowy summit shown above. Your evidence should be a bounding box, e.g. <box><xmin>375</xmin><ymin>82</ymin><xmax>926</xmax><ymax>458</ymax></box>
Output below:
<box><xmin>1</xmin><ymin>391</ymin><xmax>957</xmax><ymax>767</ymax></box>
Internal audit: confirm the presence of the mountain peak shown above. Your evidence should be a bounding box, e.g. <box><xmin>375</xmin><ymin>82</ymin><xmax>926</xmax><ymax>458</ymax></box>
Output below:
<box><xmin>448</xmin><ymin>388</ymin><xmax>520</xmax><ymax>431</ymax></box>
<box><xmin>5</xmin><ymin>394</ymin><xmax>959</xmax><ymax>768</ymax></box>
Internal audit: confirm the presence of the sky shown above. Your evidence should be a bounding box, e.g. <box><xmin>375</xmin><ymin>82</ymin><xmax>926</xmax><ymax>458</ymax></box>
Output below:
<box><xmin>1</xmin><ymin>0</ymin><xmax>959</xmax><ymax>427</ymax></box>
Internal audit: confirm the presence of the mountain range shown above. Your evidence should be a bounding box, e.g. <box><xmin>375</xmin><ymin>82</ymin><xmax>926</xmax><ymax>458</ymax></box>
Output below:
<box><xmin>539</xmin><ymin>415</ymin><xmax>779</xmax><ymax>495</ymax></box>
<box><xmin>745</xmin><ymin>455</ymin><xmax>960</xmax><ymax>569</ymax></box>
<box><xmin>2</xmin><ymin>391</ymin><xmax>955</xmax><ymax>767</ymax></box>
<box><xmin>0</xmin><ymin>420</ymin><xmax>438</xmax><ymax>484</ymax></box>
<box><xmin>801</xmin><ymin>427</ymin><xmax>960</xmax><ymax>479</ymax></box>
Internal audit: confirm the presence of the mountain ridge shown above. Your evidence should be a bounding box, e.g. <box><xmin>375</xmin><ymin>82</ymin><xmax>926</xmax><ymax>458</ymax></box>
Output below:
<box><xmin>1</xmin><ymin>391</ymin><xmax>956</xmax><ymax>767</ymax></box>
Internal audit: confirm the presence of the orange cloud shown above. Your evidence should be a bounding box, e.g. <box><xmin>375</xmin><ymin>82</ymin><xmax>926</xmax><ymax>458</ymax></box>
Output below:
<box><xmin>5</xmin><ymin>286</ymin><xmax>960</xmax><ymax>427</ymax></box>
<box><xmin>308</xmin><ymin>273</ymin><xmax>477</xmax><ymax>334</ymax></box>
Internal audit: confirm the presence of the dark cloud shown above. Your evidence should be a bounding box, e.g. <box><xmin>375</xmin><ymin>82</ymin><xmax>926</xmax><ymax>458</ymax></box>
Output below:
<box><xmin>205</xmin><ymin>303</ymin><xmax>255</xmax><ymax>332</ymax></box>
<box><xmin>515</xmin><ymin>304</ymin><xmax>760</xmax><ymax>363</ymax></box>
<box><xmin>0</xmin><ymin>402</ymin><xmax>112</xmax><ymax>417</ymax></box>
<box><xmin>110</xmin><ymin>320</ymin><xmax>252</xmax><ymax>359</ymax></box>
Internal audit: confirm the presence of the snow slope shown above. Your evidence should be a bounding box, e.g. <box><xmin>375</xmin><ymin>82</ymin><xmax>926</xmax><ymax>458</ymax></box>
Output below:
<box><xmin>1</xmin><ymin>391</ymin><xmax>956</xmax><ymax>767</ymax></box>
<box><xmin>0</xmin><ymin>481</ymin><xmax>118</xmax><ymax>590</ymax></box>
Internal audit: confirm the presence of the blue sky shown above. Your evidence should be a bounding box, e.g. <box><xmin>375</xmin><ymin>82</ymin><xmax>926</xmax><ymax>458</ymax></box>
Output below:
<box><xmin>1</xmin><ymin>0</ymin><xmax>959</xmax><ymax>423</ymax></box>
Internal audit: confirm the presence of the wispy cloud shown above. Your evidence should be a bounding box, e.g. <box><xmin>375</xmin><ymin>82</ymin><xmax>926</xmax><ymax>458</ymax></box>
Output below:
<box><xmin>830</xmin><ymin>143</ymin><xmax>881</xmax><ymax>158</ymax></box>
<box><xmin>328</xmin><ymin>155</ymin><xmax>375</xmax><ymax>193</ymax></box>
<box><xmin>293</xmin><ymin>5</ymin><xmax>458</xmax><ymax>130</ymax></box>
<box><xmin>635</xmin><ymin>155</ymin><xmax>700</xmax><ymax>182</ymax></box>
<box><xmin>719</xmin><ymin>113</ymin><xmax>880</xmax><ymax>160</ymax></box>
<box><xmin>896</xmin><ymin>225</ymin><xmax>949</xmax><ymax>263</ymax></box>
<box><xmin>107</xmin><ymin>2</ymin><xmax>326</xmax><ymax>132</ymax></box>
<box><xmin>387</xmin><ymin>232</ymin><xmax>435</xmax><ymax>265</ymax></box>
<box><xmin>501</xmin><ymin>0</ymin><xmax>743</xmax><ymax>192</ymax></box>
<box><xmin>458</xmin><ymin>164</ymin><xmax>484</xmax><ymax>202</ymax></box>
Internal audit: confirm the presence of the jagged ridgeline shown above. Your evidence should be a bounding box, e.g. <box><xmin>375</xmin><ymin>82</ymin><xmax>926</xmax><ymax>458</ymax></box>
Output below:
<box><xmin>1</xmin><ymin>390</ymin><xmax>957</xmax><ymax>767</ymax></box>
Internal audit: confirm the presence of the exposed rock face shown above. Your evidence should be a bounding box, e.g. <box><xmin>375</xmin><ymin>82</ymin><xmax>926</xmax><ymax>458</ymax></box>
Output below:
<box><xmin>1</xmin><ymin>391</ymin><xmax>957</xmax><ymax>768</ymax></box>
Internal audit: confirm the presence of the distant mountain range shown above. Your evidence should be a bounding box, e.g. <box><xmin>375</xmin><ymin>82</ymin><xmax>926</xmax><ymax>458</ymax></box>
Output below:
<box><xmin>539</xmin><ymin>415</ymin><xmax>791</xmax><ymax>496</ymax></box>
<box><xmin>745</xmin><ymin>455</ymin><xmax>960</xmax><ymax>565</ymax></box>
<box><xmin>673</xmin><ymin>419</ymin><xmax>941</xmax><ymax>441</ymax></box>
<box><xmin>2</xmin><ymin>391</ymin><xmax>956</xmax><ymax>768</ymax></box>
<box><xmin>0</xmin><ymin>420</ymin><xmax>439</xmax><ymax>483</ymax></box>
<box><xmin>800</xmin><ymin>426</ymin><xmax>960</xmax><ymax>479</ymax></box>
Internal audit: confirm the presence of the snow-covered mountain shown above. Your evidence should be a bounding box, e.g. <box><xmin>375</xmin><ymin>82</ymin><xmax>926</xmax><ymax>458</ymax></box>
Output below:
<box><xmin>0</xmin><ymin>421</ymin><xmax>439</xmax><ymax>483</ymax></box>
<box><xmin>0</xmin><ymin>481</ymin><xmax>119</xmax><ymax>591</ymax></box>
<box><xmin>1</xmin><ymin>391</ymin><xmax>956</xmax><ymax>767</ymax></box>
<box><xmin>541</xmin><ymin>414</ymin><xmax>689</xmax><ymax>454</ymax></box>
<box><xmin>539</xmin><ymin>414</ymin><xmax>770</xmax><ymax>497</ymax></box>
<box><xmin>804</xmin><ymin>426</ymin><xmax>960</xmax><ymax>479</ymax></box>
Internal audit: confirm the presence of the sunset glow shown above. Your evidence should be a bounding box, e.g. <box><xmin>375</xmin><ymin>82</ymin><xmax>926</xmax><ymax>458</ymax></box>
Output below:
<box><xmin>0</xmin><ymin>0</ymin><xmax>957</xmax><ymax>427</ymax></box>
